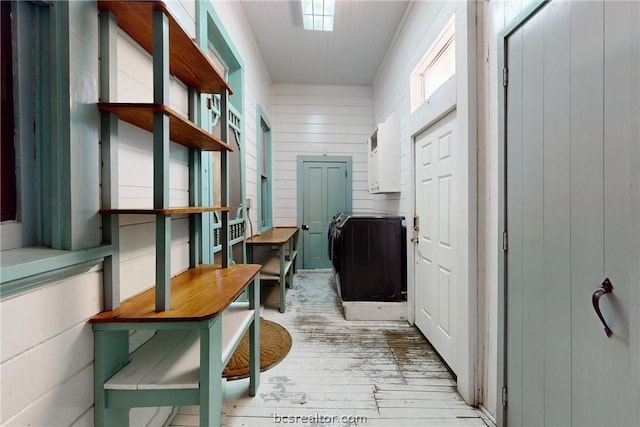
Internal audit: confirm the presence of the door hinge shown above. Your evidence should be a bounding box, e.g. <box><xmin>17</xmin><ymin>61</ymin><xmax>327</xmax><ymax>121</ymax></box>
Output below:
<box><xmin>503</xmin><ymin>67</ymin><xmax>508</xmax><ymax>87</ymax></box>
<box><xmin>503</xmin><ymin>231</ymin><xmax>508</xmax><ymax>251</ymax></box>
<box><xmin>502</xmin><ymin>386</ymin><xmax>508</xmax><ymax>407</ymax></box>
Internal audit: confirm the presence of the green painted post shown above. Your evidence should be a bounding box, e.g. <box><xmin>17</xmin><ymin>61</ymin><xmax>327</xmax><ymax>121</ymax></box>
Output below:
<box><xmin>99</xmin><ymin>9</ymin><xmax>120</xmax><ymax>310</ymax></box>
<box><xmin>189</xmin><ymin>88</ymin><xmax>202</xmax><ymax>267</ymax></box>
<box><xmin>279</xmin><ymin>246</ymin><xmax>286</xmax><ymax>313</ymax></box>
<box><xmin>93</xmin><ymin>329</ymin><xmax>129</xmax><ymax>426</ymax></box>
<box><xmin>220</xmin><ymin>90</ymin><xmax>229</xmax><ymax>268</ymax></box>
<box><xmin>248</xmin><ymin>274</ymin><xmax>260</xmax><ymax>396</ymax></box>
<box><xmin>153</xmin><ymin>9</ymin><xmax>171</xmax><ymax>311</ymax></box>
<box><xmin>199</xmin><ymin>318</ymin><xmax>223</xmax><ymax>427</ymax></box>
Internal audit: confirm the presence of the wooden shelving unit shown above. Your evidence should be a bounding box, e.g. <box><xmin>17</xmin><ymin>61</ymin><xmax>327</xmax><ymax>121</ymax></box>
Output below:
<box><xmin>99</xmin><ymin>206</ymin><xmax>232</xmax><ymax>216</ymax></box>
<box><xmin>92</xmin><ymin>2</ymin><xmax>260</xmax><ymax>426</ymax></box>
<box><xmin>97</xmin><ymin>103</ymin><xmax>233</xmax><ymax>151</ymax></box>
<box><xmin>97</xmin><ymin>1</ymin><xmax>232</xmax><ymax>95</ymax></box>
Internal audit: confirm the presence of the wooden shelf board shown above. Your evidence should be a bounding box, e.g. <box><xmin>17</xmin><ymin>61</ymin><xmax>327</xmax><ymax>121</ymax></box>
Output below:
<box><xmin>90</xmin><ymin>264</ymin><xmax>261</xmax><ymax>323</ymax></box>
<box><xmin>99</xmin><ymin>206</ymin><xmax>233</xmax><ymax>215</ymax></box>
<box><xmin>246</xmin><ymin>226</ymin><xmax>300</xmax><ymax>245</ymax></box>
<box><xmin>97</xmin><ymin>1</ymin><xmax>231</xmax><ymax>94</ymax></box>
<box><xmin>98</xmin><ymin>103</ymin><xmax>233</xmax><ymax>152</ymax></box>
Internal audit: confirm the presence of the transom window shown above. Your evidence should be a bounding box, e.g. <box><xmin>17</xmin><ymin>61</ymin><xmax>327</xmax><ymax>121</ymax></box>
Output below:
<box><xmin>410</xmin><ymin>14</ymin><xmax>456</xmax><ymax>113</ymax></box>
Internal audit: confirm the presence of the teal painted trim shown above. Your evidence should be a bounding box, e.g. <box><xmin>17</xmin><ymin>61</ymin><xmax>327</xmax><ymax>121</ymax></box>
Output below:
<box><xmin>92</xmin><ymin>320</ymin><xmax>210</xmax><ymax>332</ymax></box>
<box><xmin>156</xmin><ymin>216</ymin><xmax>171</xmax><ymax>311</ymax></box>
<box><xmin>50</xmin><ymin>0</ymin><xmax>72</xmax><ymax>249</ymax></box>
<box><xmin>199</xmin><ymin>316</ymin><xmax>223</xmax><ymax>427</ymax></box>
<box><xmin>220</xmin><ymin>99</ymin><xmax>230</xmax><ymax>268</ymax></box>
<box><xmin>248</xmin><ymin>274</ymin><xmax>260</xmax><ymax>395</ymax></box>
<box><xmin>94</xmin><ymin>329</ymin><xmax>129</xmax><ymax>426</ymax></box>
<box><xmin>256</xmin><ymin>105</ymin><xmax>272</xmax><ymax>233</ymax></box>
<box><xmin>100</xmin><ymin>9</ymin><xmax>121</xmax><ymax>310</ymax></box>
<box><xmin>496</xmin><ymin>3</ymin><xmax>547</xmax><ymax>426</ymax></box>
<box><xmin>196</xmin><ymin>0</ymin><xmax>247</xmax><ymax>264</ymax></box>
<box><xmin>106</xmin><ymin>389</ymin><xmax>200</xmax><ymax>409</ymax></box>
<box><xmin>0</xmin><ymin>245</ymin><xmax>113</xmax><ymax>298</ymax></box>
<box><xmin>153</xmin><ymin>9</ymin><xmax>171</xmax><ymax>310</ymax></box>
<box><xmin>197</xmin><ymin>2</ymin><xmax>243</xmax><ymax>69</ymax></box>
<box><xmin>197</xmin><ymin>0</ymin><xmax>244</xmax><ymax>113</ymax></box>
<box><xmin>189</xmin><ymin>86</ymin><xmax>202</xmax><ymax>267</ymax></box>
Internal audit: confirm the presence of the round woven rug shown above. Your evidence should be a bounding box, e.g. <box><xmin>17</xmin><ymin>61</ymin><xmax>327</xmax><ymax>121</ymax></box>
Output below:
<box><xmin>223</xmin><ymin>318</ymin><xmax>292</xmax><ymax>380</ymax></box>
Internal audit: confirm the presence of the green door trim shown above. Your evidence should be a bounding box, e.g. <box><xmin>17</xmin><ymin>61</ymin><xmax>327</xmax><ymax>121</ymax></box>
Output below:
<box><xmin>296</xmin><ymin>156</ymin><xmax>352</xmax><ymax>269</ymax></box>
<box><xmin>497</xmin><ymin>2</ymin><xmax>549</xmax><ymax>426</ymax></box>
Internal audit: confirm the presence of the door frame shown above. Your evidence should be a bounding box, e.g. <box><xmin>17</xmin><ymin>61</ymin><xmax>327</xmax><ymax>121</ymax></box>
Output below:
<box><xmin>407</xmin><ymin>0</ymin><xmax>477</xmax><ymax>405</ymax></box>
<box><xmin>296</xmin><ymin>155</ymin><xmax>353</xmax><ymax>269</ymax></box>
<box><xmin>497</xmin><ymin>2</ymin><xmax>549</xmax><ymax>426</ymax></box>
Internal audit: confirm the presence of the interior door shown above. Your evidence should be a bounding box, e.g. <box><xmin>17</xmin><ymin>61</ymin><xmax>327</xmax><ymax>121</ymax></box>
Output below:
<box><xmin>505</xmin><ymin>1</ymin><xmax>639</xmax><ymax>425</ymax></box>
<box><xmin>301</xmin><ymin>160</ymin><xmax>350</xmax><ymax>269</ymax></box>
<box><xmin>414</xmin><ymin>110</ymin><xmax>458</xmax><ymax>373</ymax></box>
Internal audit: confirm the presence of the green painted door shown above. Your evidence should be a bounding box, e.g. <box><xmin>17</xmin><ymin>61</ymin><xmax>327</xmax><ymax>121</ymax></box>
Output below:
<box><xmin>300</xmin><ymin>160</ymin><xmax>350</xmax><ymax>269</ymax></box>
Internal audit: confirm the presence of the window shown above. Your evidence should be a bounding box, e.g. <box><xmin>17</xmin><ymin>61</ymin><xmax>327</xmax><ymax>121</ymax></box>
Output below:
<box><xmin>1</xmin><ymin>1</ymin><xmax>17</xmax><ymax>225</ymax></box>
<box><xmin>410</xmin><ymin>14</ymin><xmax>456</xmax><ymax>113</ymax></box>
<box><xmin>257</xmin><ymin>110</ymin><xmax>272</xmax><ymax>231</ymax></box>
<box><xmin>1</xmin><ymin>0</ymin><xmax>109</xmax><ymax>294</ymax></box>
<box><xmin>1</xmin><ymin>0</ymin><xmax>51</xmax><ymax>250</ymax></box>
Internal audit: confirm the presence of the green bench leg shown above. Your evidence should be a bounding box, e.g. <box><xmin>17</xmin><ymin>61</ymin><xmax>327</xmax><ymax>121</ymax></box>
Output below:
<box><xmin>249</xmin><ymin>275</ymin><xmax>261</xmax><ymax>396</ymax></box>
<box><xmin>94</xmin><ymin>330</ymin><xmax>130</xmax><ymax>427</ymax></box>
<box><xmin>199</xmin><ymin>318</ymin><xmax>223</xmax><ymax>427</ymax></box>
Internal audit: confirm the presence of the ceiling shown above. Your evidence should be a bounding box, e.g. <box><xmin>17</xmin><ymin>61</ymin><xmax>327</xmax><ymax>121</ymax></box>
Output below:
<box><xmin>240</xmin><ymin>0</ymin><xmax>410</xmax><ymax>86</ymax></box>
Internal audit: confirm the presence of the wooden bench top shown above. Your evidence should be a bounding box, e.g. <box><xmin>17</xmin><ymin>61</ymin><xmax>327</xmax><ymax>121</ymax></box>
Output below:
<box><xmin>90</xmin><ymin>264</ymin><xmax>260</xmax><ymax>323</ymax></box>
<box><xmin>246</xmin><ymin>226</ymin><xmax>299</xmax><ymax>245</ymax></box>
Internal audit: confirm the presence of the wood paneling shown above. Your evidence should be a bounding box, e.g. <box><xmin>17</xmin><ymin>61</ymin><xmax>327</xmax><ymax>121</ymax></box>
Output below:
<box><xmin>0</xmin><ymin>272</ymin><xmax>101</xmax><ymax>425</ymax></box>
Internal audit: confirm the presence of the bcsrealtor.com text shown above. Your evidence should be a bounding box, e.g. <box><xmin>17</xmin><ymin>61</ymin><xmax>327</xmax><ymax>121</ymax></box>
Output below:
<box><xmin>273</xmin><ymin>412</ymin><xmax>368</xmax><ymax>424</ymax></box>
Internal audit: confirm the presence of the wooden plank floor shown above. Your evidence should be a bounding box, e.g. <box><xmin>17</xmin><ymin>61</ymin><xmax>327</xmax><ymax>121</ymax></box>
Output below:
<box><xmin>169</xmin><ymin>270</ymin><xmax>491</xmax><ymax>427</ymax></box>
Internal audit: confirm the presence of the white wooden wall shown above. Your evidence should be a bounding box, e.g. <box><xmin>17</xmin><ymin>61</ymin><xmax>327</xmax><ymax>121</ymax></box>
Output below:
<box><xmin>271</xmin><ymin>84</ymin><xmax>374</xmax><ymax>225</ymax></box>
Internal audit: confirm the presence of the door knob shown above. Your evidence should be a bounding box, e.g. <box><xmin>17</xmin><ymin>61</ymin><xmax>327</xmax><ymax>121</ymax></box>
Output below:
<box><xmin>301</xmin><ymin>224</ymin><xmax>309</xmax><ymax>230</ymax></box>
<box><xmin>592</xmin><ymin>278</ymin><xmax>614</xmax><ymax>337</ymax></box>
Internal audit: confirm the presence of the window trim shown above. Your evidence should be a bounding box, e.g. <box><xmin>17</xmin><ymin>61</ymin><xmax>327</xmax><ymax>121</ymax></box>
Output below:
<box><xmin>1</xmin><ymin>0</ymin><xmax>109</xmax><ymax>296</ymax></box>
<box><xmin>256</xmin><ymin>105</ymin><xmax>272</xmax><ymax>232</ymax></box>
<box><xmin>410</xmin><ymin>14</ymin><xmax>456</xmax><ymax>113</ymax></box>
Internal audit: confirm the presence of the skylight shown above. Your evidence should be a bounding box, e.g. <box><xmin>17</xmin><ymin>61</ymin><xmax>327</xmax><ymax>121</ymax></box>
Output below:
<box><xmin>302</xmin><ymin>0</ymin><xmax>335</xmax><ymax>31</ymax></box>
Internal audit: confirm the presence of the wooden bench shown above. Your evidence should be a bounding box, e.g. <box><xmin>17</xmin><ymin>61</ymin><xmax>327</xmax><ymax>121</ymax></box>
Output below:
<box><xmin>90</xmin><ymin>264</ymin><xmax>261</xmax><ymax>427</ymax></box>
<box><xmin>246</xmin><ymin>227</ymin><xmax>299</xmax><ymax>313</ymax></box>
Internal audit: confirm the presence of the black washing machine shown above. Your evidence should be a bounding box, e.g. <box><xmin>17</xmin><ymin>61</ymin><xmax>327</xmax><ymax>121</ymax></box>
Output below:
<box><xmin>329</xmin><ymin>214</ymin><xmax>407</xmax><ymax>302</ymax></box>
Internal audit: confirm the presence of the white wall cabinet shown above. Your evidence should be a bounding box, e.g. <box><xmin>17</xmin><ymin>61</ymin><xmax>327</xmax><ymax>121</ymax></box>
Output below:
<box><xmin>368</xmin><ymin>113</ymin><xmax>400</xmax><ymax>193</ymax></box>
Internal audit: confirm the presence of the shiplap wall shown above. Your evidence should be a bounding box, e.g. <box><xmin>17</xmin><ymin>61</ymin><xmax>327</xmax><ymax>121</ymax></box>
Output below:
<box><xmin>271</xmin><ymin>84</ymin><xmax>374</xmax><ymax>225</ymax></box>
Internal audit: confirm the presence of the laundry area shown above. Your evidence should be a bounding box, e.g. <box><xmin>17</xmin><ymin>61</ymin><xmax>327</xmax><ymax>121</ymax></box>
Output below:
<box><xmin>1</xmin><ymin>1</ymin><xmax>638</xmax><ymax>427</ymax></box>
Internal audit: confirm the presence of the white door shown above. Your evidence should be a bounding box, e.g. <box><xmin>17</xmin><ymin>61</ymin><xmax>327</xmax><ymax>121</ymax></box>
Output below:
<box><xmin>505</xmin><ymin>1</ymin><xmax>639</xmax><ymax>425</ymax></box>
<box><xmin>414</xmin><ymin>110</ymin><xmax>458</xmax><ymax>372</ymax></box>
